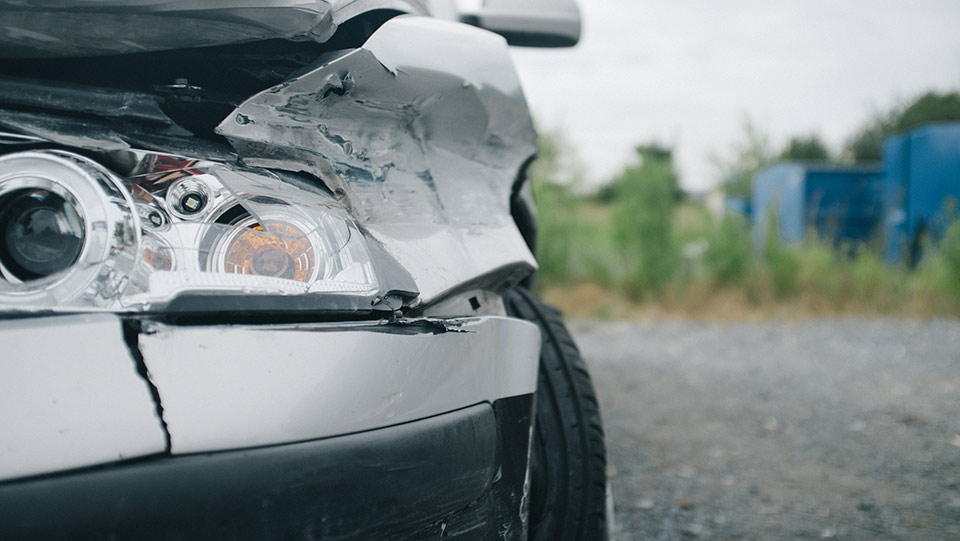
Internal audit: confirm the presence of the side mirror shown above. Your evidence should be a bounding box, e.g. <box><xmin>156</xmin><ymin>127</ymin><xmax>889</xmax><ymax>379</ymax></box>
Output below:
<box><xmin>459</xmin><ymin>0</ymin><xmax>581</xmax><ymax>48</ymax></box>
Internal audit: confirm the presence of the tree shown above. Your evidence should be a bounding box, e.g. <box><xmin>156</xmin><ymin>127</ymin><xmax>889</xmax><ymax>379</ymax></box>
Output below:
<box><xmin>712</xmin><ymin>117</ymin><xmax>777</xmax><ymax>198</ymax></box>
<box><xmin>846</xmin><ymin>91</ymin><xmax>960</xmax><ymax>161</ymax></box>
<box><xmin>528</xmin><ymin>128</ymin><xmax>588</xmax><ymax>285</ymax></box>
<box><xmin>612</xmin><ymin>144</ymin><xmax>679</xmax><ymax>296</ymax></box>
<box><xmin>528</xmin><ymin>128</ymin><xmax>584</xmax><ymax>189</ymax></box>
<box><xmin>780</xmin><ymin>134</ymin><xmax>830</xmax><ymax>161</ymax></box>
<box><xmin>594</xmin><ymin>142</ymin><xmax>683</xmax><ymax>203</ymax></box>
<box><xmin>636</xmin><ymin>142</ymin><xmax>686</xmax><ymax>201</ymax></box>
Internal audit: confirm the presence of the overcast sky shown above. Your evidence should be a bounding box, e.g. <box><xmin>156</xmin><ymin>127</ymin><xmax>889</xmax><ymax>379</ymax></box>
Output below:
<box><xmin>510</xmin><ymin>0</ymin><xmax>960</xmax><ymax>192</ymax></box>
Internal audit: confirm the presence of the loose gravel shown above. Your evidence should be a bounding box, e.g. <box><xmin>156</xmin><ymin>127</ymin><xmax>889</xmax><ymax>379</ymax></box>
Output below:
<box><xmin>570</xmin><ymin>318</ymin><xmax>960</xmax><ymax>541</ymax></box>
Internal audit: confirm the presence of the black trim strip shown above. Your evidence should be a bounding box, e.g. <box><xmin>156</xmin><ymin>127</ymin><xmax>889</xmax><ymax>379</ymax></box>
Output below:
<box><xmin>0</xmin><ymin>404</ymin><xmax>497</xmax><ymax>541</ymax></box>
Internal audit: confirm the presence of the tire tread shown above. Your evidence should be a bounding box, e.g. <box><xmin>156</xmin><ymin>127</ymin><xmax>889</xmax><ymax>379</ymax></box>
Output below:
<box><xmin>505</xmin><ymin>288</ymin><xmax>608</xmax><ymax>541</ymax></box>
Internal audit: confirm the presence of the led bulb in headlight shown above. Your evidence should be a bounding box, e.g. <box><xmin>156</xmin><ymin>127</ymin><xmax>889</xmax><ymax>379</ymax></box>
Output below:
<box><xmin>0</xmin><ymin>151</ymin><xmax>139</xmax><ymax>308</ymax></box>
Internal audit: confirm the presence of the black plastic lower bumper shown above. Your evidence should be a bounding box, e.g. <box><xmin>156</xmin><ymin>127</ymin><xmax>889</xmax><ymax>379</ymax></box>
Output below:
<box><xmin>0</xmin><ymin>397</ymin><xmax>535</xmax><ymax>541</ymax></box>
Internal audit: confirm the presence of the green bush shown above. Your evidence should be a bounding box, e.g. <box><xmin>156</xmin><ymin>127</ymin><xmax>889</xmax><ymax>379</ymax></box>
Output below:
<box><xmin>943</xmin><ymin>226</ymin><xmax>960</xmax><ymax>295</ymax></box>
<box><xmin>529</xmin><ymin>128</ymin><xmax>960</xmax><ymax>317</ymax></box>
<box><xmin>923</xmin><ymin>220</ymin><xmax>960</xmax><ymax>296</ymax></box>
<box><xmin>533</xmin><ymin>180</ymin><xmax>580</xmax><ymax>284</ymax></box>
<box><xmin>761</xmin><ymin>211</ymin><xmax>799</xmax><ymax>298</ymax></box>
<box><xmin>849</xmin><ymin>249</ymin><xmax>898</xmax><ymax>304</ymax></box>
<box><xmin>795</xmin><ymin>241</ymin><xmax>841</xmax><ymax>298</ymax></box>
<box><xmin>611</xmin><ymin>151</ymin><xmax>679</xmax><ymax>297</ymax></box>
<box><xmin>704</xmin><ymin>215</ymin><xmax>752</xmax><ymax>285</ymax></box>
<box><xmin>533</xmin><ymin>182</ymin><xmax>622</xmax><ymax>288</ymax></box>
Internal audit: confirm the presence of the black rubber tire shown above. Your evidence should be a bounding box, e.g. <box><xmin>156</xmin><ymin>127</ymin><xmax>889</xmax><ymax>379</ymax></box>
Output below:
<box><xmin>504</xmin><ymin>288</ymin><xmax>609</xmax><ymax>541</ymax></box>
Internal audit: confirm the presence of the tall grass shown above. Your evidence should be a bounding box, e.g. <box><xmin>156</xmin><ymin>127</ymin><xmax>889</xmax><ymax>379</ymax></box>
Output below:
<box><xmin>533</xmin><ymin>182</ymin><xmax>622</xmax><ymax>287</ymax></box>
<box><xmin>528</xmin><ymin>133</ymin><xmax>958</xmax><ymax>317</ymax></box>
<box><xmin>533</xmin><ymin>188</ymin><xmax>960</xmax><ymax>317</ymax></box>
<box><xmin>703</xmin><ymin>215</ymin><xmax>752</xmax><ymax>286</ymax></box>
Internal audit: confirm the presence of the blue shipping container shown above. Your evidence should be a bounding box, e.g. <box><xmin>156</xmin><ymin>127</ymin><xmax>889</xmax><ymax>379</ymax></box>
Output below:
<box><xmin>883</xmin><ymin>123</ymin><xmax>960</xmax><ymax>263</ymax></box>
<box><xmin>753</xmin><ymin>163</ymin><xmax>884</xmax><ymax>248</ymax></box>
<box><xmin>724</xmin><ymin>196</ymin><xmax>752</xmax><ymax>221</ymax></box>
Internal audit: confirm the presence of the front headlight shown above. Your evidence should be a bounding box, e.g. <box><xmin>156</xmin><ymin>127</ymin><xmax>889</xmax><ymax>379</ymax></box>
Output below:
<box><xmin>0</xmin><ymin>150</ymin><xmax>417</xmax><ymax>315</ymax></box>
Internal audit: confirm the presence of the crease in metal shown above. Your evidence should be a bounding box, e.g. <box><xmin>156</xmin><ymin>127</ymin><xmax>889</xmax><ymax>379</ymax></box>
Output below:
<box><xmin>217</xmin><ymin>16</ymin><xmax>539</xmax><ymax>303</ymax></box>
<box><xmin>0</xmin><ymin>14</ymin><xmax>540</xmax><ymax>306</ymax></box>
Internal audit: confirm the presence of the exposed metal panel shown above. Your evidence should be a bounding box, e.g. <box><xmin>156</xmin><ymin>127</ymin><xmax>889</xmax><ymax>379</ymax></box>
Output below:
<box><xmin>0</xmin><ymin>315</ymin><xmax>167</xmax><ymax>481</ymax></box>
<box><xmin>138</xmin><ymin>316</ymin><xmax>540</xmax><ymax>454</ymax></box>
<box><xmin>218</xmin><ymin>16</ymin><xmax>539</xmax><ymax>304</ymax></box>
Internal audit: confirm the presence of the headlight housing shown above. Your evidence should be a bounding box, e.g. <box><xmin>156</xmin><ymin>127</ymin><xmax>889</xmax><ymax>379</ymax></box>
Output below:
<box><xmin>0</xmin><ymin>151</ymin><xmax>138</xmax><ymax>309</ymax></box>
<box><xmin>0</xmin><ymin>150</ymin><xmax>417</xmax><ymax>315</ymax></box>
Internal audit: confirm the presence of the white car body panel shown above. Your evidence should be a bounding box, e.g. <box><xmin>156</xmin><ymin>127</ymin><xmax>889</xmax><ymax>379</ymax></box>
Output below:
<box><xmin>0</xmin><ymin>315</ymin><xmax>167</xmax><ymax>480</ymax></box>
<box><xmin>139</xmin><ymin>316</ymin><xmax>540</xmax><ymax>454</ymax></box>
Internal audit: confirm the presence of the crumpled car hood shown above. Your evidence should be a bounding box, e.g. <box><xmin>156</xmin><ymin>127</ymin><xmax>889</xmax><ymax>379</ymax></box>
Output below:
<box><xmin>0</xmin><ymin>0</ymin><xmax>430</xmax><ymax>58</ymax></box>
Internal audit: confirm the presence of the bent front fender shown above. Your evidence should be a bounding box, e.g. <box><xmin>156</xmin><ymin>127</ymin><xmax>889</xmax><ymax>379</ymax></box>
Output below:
<box><xmin>218</xmin><ymin>16</ymin><xmax>540</xmax><ymax>306</ymax></box>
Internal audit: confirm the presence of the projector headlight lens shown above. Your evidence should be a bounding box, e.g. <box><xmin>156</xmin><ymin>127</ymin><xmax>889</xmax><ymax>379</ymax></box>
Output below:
<box><xmin>216</xmin><ymin>219</ymin><xmax>318</xmax><ymax>282</ymax></box>
<box><xmin>0</xmin><ymin>151</ymin><xmax>139</xmax><ymax>309</ymax></box>
<box><xmin>0</xmin><ymin>188</ymin><xmax>85</xmax><ymax>281</ymax></box>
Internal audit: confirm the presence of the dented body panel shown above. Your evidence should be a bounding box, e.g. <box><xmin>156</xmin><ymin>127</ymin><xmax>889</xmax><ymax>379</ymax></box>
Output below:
<box><xmin>0</xmin><ymin>16</ymin><xmax>539</xmax><ymax>308</ymax></box>
<box><xmin>219</xmin><ymin>16</ymin><xmax>539</xmax><ymax>304</ymax></box>
<box><xmin>0</xmin><ymin>6</ymin><xmax>551</xmax><ymax>538</ymax></box>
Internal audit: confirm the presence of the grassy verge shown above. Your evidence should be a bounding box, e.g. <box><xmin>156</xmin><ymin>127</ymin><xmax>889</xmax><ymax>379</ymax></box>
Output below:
<box><xmin>533</xmin><ymin>191</ymin><xmax>960</xmax><ymax>320</ymax></box>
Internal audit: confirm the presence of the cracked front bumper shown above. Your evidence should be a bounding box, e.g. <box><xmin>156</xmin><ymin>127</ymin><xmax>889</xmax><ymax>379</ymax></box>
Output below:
<box><xmin>0</xmin><ymin>315</ymin><xmax>168</xmax><ymax>480</ymax></box>
<box><xmin>1</xmin><ymin>402</ymin><xmax>533</xmax><ymax>540</ymax></box>
<box><xmin>0</xmin><ymin>313</ymin><xmax>541</xmax><ymax>539</ymax></box>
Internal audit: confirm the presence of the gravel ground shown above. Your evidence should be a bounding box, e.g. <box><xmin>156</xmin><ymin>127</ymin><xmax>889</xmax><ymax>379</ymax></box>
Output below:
<box><xmin>569</xmin><ymin>318</ymin><xmax>960</xmax><ymax>541</ymax></box>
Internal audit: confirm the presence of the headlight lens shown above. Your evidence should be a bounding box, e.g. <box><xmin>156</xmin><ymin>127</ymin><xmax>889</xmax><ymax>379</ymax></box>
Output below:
<box><xmin>0</xmin><ymin>150</ymin><xmax>415</xmax><ymax>314</ymax></box>
<box><xmin>0</xmin><ymin>151</ymin><xmax>138</xmax><ymax>309</ymax></box>
<box><xmin>0</xmin><ymin>188</ymin><xmax>85</xmax><ymax>281</ymax></box>
<box><xmin>214</xmin><ymin>219</ymin><xmax>317</xmax><ymax>282</ymax></box>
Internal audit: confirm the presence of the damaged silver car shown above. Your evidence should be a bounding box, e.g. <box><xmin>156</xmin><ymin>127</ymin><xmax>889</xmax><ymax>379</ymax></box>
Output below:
<box><xmin>0</xmin><ymin>1</ymin><xmax>608</xmax><ymax>539</ymax></box>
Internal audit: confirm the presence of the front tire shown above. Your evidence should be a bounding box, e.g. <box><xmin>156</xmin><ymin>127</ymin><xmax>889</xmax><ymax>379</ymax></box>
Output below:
<box><xmin>504</xmin><ymin>288</ymin><xmax>609</xmax><ymax>541</ymax></box>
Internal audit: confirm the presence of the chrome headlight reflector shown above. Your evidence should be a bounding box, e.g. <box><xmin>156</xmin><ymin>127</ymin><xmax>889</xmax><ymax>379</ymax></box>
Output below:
<box><xmin>0</xmin><ymin>150</ymin><xmax>416</xmax><ymax>314</ymax></box>
<box><xmin>0</xmin><ymin>151</ymin><xmax>138</xmax><ymax>309</ymax></box>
